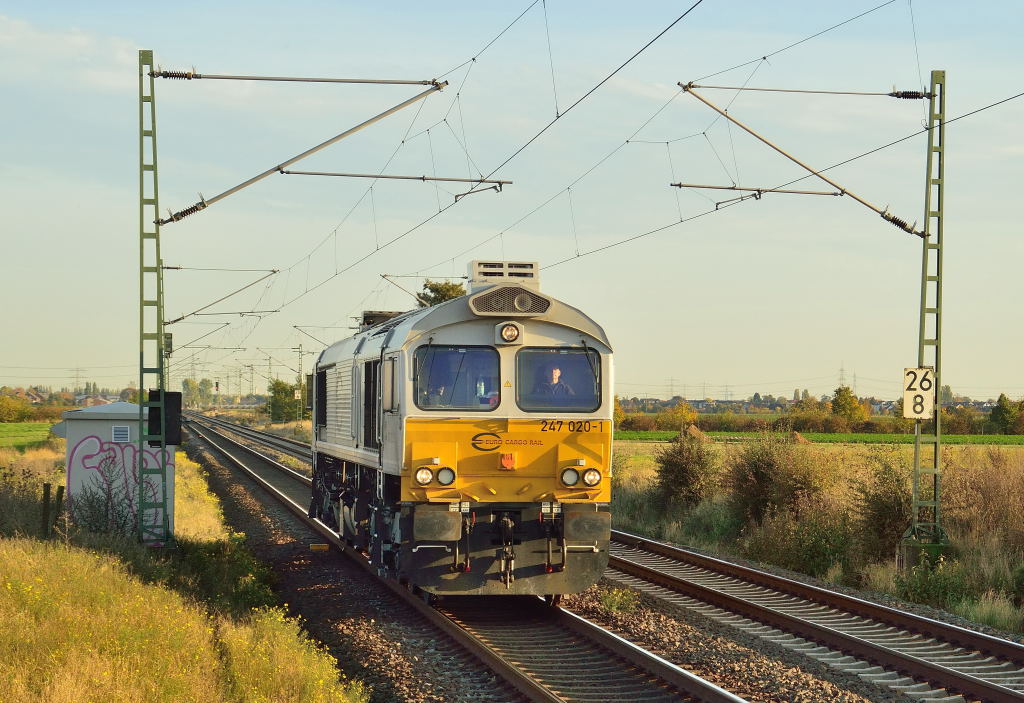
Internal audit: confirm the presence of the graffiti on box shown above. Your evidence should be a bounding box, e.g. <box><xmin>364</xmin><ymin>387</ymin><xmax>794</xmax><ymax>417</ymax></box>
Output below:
<box><xmin>66</xmin><ymin>435</ymin><xmax>172</xmax><ymax>533</ymax></box>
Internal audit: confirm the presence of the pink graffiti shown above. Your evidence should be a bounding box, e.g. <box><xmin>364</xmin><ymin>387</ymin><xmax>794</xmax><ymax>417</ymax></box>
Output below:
<box><xmin>66</xmin><ymin>435</ymin><xmax>172</xmax><ymax>526</ymax></box>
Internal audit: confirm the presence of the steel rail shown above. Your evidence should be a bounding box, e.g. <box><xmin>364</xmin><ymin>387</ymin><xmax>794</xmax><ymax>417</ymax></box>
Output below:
<box><xmin>611</xmin><ymin>530</ymin><xmax>1024</xmax><ymax>703</ymax></box>
<box><xmin>185</xmin><ymin>416</ymin><xmax>748</xmax><ymax>703</ymax></box>
<box><xmin>182</xmin><ymin>412</ymin><xmax>311</xmax><ymax>459</ymax></box>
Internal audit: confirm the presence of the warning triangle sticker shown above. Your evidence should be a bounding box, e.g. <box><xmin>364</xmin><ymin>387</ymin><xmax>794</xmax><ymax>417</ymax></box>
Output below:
<box><xmin>504</xmin><ymin>380</ymin><xmax>512</xmax><ymax>387</ymax></box>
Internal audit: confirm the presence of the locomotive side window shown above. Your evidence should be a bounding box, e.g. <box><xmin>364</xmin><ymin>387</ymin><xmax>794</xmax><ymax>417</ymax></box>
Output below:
<box><xmin>314</xmin><ymin>369</ymin><xmax>327</xmax><ymax>435</ymax></box>
<box><xmin>516</xmin><ymin>347</ymin><xmax>600</xmax><ymax>412</ymax></box>
<box><xmin>414</xmin><ymin>345</ymin><xmax>500</xmax><ymax>411</ymax></box>
<box><xmin>363</xmin><ymin>360</ymin><xmax>380</xmax><ymax>449</ymax></box>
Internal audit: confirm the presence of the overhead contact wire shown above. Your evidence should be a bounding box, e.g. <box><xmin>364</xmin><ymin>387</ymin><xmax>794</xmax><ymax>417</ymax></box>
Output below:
<box><xmin>542</xmin><ymin>0</ymin><xmax>561</xmax><ymax>117</ymax></box>
<box><xmin>545</xmin><ymin>89</ymin><xmax>1024</xmax><ymax>269</ymax></box>
<box><xmin>483</xmin><ymin>0</ymin><xmax>705</xmax><ymax>181</ymax></box>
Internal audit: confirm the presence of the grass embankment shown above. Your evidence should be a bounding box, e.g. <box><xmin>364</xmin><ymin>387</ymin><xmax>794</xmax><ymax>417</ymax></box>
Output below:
<box><xmin>614</xmin><ymin>438</ymin><xmax>1024</xmax><ymax>633</ymax></box>
<box><xmin>0</xmin><ymin>422</ymin><xmax>53</xmax><ymax>449</ymax></box>
<box><xmin>615</xmin><ymin>430</ymin><xmax>1024</xmax><ymax>444</ymax></box>
<box><xmin>0</xmin><ymin>442</ymin><xmax>367</xmax><ymax>703</ymax></box>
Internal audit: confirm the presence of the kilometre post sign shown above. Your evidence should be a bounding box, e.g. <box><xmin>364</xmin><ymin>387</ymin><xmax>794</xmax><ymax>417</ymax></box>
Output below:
<box><xmin>903</xmin><ymin>367</ymin><xmax>935</xmax><ymax>419</ymax></box>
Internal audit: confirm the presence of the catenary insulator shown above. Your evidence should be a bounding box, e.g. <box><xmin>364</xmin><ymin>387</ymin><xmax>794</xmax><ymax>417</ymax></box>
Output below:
<box><xmin>153</xmin><ymin>70</ymin><xmax>197</xmax><ymax>80</ymax></box>
<box><xmin>889</xmin><ymin>90</ymin><xmax>930</xmax><ymax>99</ymax></box>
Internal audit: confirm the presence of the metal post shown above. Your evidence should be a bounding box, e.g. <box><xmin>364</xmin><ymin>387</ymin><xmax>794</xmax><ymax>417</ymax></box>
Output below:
<box><xmin>297</xmin><ymin>344</ymin><xmax>303</xmax><ymax>423</ymax></box>
<box><xmin>138</xmin><ymin>50</ymin><xmax>171</xmax><ymax>544</ymax></box>
<box><xmin>901</xmin><ymin>70</ymin><xmax>947</xmax><ymax>566</ymax></box>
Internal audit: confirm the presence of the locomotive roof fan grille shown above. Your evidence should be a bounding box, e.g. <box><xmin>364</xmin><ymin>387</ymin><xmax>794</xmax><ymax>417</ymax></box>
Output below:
<box><xmin>467</xmin><ymin>260</ymin><xmax>549</xmax><ymax>317</ymax></box>
<box><xmin>469</xmin><ymin>285</ymin><xmax>551</xmax><ymax>317</ymax></box>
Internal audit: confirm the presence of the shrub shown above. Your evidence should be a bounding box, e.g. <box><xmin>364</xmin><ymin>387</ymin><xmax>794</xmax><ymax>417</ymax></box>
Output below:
<box><xmin>853</xmin><ymin>447</ymin><xmax>912</xmax><ymax>562</ymax></box>
<box><xmin>655</xmin><ymin>434</ymin><xmax>721</xmax><ymax>509</ymax></box>
<box><xmin>620</xmin><ymin>413</ymin><xmax>657</xmax><ymax>431</ymax></box>
<box><xmin>739</xmin><ymin>496</ymin><xmax>854</xmax><ymax>578</ymax></box>
<box><xmin>786</xmin><ymin>410</ymin><xmax>829</xmax><ymax>433</ymax></box>
<box><xmin>681</xmin><ymin>497</ymin><xmax>742</xmax><ymax>547</ymax></box>
<box><xmin>893</xmin><ymin>554</ymin><xmax>971</xmax><ymax>609</ymax></box>
<box><xmin>599</xmin><ymin>587</ymin><xmax>640</xmax><ymax>613</ymax></box>
<box><xmin>728</xmin><ymin>433</ymin><xmax>832</xmax><ymax>523</ymax></box>
<box><xmin>944</xmin><ymin>446</ymin><xmax>1024</xmax><ymax>550</ymax></box>
<box><xmin>821</xmin><ymin>414</ymin><xmax>850</xmax><ymax>433</ymax></box>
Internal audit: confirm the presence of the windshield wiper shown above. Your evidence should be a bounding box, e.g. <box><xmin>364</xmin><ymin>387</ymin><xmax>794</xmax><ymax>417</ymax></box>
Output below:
<box><xmin>579</xmin><ymin>338</ymin><xmax>599</xmax><ymax>390</ymax></box>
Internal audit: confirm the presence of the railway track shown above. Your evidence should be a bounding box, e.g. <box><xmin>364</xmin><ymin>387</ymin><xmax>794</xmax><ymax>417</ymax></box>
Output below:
<box><xmin>188</xmin><ymin>413</ymin><xmax>1024</xmax><ymax>702</ymax></box>
<box><xmin>607</xmin><ymin>535</ymin><xmax>1024</xmax><ymax>702</ymax></box>
<box><xmin>183</xmin><ymin>415</ymin><xmax>746</xmax><ymax>703</ymax></box>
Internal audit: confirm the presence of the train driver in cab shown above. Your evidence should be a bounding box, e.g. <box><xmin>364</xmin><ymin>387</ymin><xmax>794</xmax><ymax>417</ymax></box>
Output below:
<box><xmin>532</xmin><ymin>363</ymin><xmax>575</xmax><ymax>398</ymax></box>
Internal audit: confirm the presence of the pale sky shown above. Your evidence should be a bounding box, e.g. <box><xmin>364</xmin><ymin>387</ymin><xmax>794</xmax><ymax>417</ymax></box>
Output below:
<box><xmin>1</xmin><ymin>1</ymin><xmax>1022</xmax><ymax>401</ymax></box>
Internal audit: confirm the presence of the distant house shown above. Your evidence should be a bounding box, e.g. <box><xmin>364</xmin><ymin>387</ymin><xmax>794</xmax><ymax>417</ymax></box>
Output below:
<box><xmin>12</xmin><ymin>388</ymin><xmax>45</xmax><ymax>404</ymax></box>
<box><xmin>76</xmin><ymin>395</ymin><xmax>113</xmax><ymax>407</ymax></box>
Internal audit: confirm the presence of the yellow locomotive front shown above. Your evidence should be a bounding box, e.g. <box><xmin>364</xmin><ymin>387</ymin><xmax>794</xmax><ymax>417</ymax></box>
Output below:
<box><xmin>310</xmin><ymin>261</ymin><xmax>613</xmax><ymax>597</ymax></box>
<box><xmin>401</xmin><ymin>336</ymin><xmax>612</xmax><ymax>595</ymax></box>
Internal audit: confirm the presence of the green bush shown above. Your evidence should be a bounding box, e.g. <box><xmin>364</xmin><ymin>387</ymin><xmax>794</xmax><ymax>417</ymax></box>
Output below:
<box><xmin>739</xmin><ymin>497</ymin><xmax>854</xmax><ymax>578</ymax></box>
<box><xmin>655</xmin><ymin>435</ymin><xmax>720</xmax><ymax>509</ymax></box>
<box><xmin>1012</xmin><ymin>563</ymin><xmax>1024</xmax><ymax>607</ymax></box>
<box><xmin>681</xmin><ymin>498</ymin><xmax>742</xmax><ymax>546</ymax></box>
<box><xmin>853</xmin><ymin>447</ymin><xmax>912</xmax><ymax>563</ymax></box>
<box><xmin>729</xmin><ymin>433</ymin><xmax>832</xmax><ymax>523</ymax></box>
<box><xmin>893</xmin><ymin>554</ymin><xmax>971</xmax><ymax>609</ymax></box>
<box><xmin>599</xmin><ymin>587</ymin><xmax>640</xmax><ymax>613</ymax></box>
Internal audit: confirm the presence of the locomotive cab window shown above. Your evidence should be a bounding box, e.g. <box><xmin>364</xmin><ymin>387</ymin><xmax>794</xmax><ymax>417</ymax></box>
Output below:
<box><xmin>414</xmin><ymin>345</ymin><xmax>500</xmax><ymax>411</ymax></box>
<box><xmin>516</xmin><ymin>347</ymin><xmax>600</xmax><ymax>412</ymax></box>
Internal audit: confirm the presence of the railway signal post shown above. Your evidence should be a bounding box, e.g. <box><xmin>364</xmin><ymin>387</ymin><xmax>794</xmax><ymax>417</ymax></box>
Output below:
<box><xmin>137</xmin><ymin>49</ymin><xmax>172</xmax><ymax>544</ymax></box>
<box><xmin>900</xmin><ymin>70</ymin><xmax>948</xmax><ymax>567</ymax></box>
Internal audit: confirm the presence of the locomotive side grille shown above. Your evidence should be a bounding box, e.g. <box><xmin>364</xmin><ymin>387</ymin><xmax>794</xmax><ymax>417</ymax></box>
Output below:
<box><xmin>469</xmin><ymin>286</ymin><xmax>551</xmax><ymax>317</ymax></box>
<box><xmin>323</xmin><ymin>363</ymin><xmax>351</xmax><ymax>444</ymax></box>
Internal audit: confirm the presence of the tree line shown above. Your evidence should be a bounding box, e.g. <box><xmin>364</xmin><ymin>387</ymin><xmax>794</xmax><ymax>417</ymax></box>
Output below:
<box><xmin>617</xmin><ymin>387</ymin><xmax>1024</xmax><ymax>435</ymax></box>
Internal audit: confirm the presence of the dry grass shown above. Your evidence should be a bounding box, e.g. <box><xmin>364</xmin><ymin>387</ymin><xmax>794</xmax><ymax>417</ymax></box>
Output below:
<box><xmin>175</xmin><ymin>452</ymin><xmax>229</xmax><ymax>541</ymax></box>
<box><xmin>0</xmin><ymin>441</ymin><xmax>368</xmax><ymax>702</ymax></box>
<box><xmin>613</xmin><ymin>439</ymin><xmax>1024</xmax><ymax>632</ymax></box>
<box><xmin>952</xmin><ymin>591</ymin><xmax>1024</xmax><ymax>632</ymax></box>
<box><xmin>0</xmin><ymin>538</ymin><xmax>224</xmax><ymax>703</ymax></box>
<box><xmin>0</xmin><ymin>539</ymin><xmax>367</xmax><ymax>703</ymax></box>
<box><xmin>262</xmin><ymin>419</ymin><xmax>313</xmax><ymax>444</ymax></box>
<box><xmin>219</xmin><ymin>607</ymin><xmax>368</xmax><ymax>703</ymax></box>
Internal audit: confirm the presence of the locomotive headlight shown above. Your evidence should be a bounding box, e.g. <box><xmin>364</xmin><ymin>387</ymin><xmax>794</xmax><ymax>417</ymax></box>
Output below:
<box><xmin>560</xmin><ymin>468</ymin><xmax>580</xmax><ymax>486</ymax></box>
<box><xmin>436</xmin><ymin>467</ymin><xmax>456</xmax><ymax>486</ymax></box>
<box><xmin>499</xmin><ymin>323</ymin><xmax>520</xmax><ymax>342</ymax></box>
<box><xmin>582</xmin><ymin>469</ymin><xmax>602</xmax><ymax>487</ymax></box>
<box><xmin>414</xmin><ymin>467</ymin><xmax>434</xmax><ymax>485</ymax></box>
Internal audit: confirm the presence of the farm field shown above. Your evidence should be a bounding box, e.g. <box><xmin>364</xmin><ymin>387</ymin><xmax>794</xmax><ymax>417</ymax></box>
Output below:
<box><xmin>615</xmin><ymin>430</ymin><xmax>1024</xmax><ymax>444</ymax></box>
<box><xmin>0</xmin><ymin>423</ymin><xmax>53</xmax><ymax>449</ymax></box>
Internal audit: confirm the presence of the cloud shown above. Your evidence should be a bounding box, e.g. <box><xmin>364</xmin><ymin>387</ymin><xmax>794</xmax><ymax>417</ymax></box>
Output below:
<box><xmin>0</xmin><ymin>15</ymin><xmax>137</xmax><ymax>92</ymax></box>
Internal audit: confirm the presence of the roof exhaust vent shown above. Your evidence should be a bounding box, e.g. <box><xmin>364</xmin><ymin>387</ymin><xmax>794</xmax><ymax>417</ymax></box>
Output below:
<box><xmin>468</xmin><ymin>260</ymin><xmax>539</xmax><ymax>293</ymax></box>
<box><xmin>359</xmin><ymin>310</ymin><xmax>403</xmax><ymax>332</ymax></box>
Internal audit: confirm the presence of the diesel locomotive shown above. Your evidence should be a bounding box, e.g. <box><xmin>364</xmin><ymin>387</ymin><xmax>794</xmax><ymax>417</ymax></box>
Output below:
<box><xmin>308</xmin><ymin>261</ymin><xmax>613</xmax><ymax>597</ymax></box>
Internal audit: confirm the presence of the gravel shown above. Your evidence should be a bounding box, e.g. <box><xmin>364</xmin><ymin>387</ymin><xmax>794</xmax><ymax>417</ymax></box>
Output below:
<box><xmin>563</xmin><ymin>582</ymin><xmax>909</xmax><ymax>703</ymax></box>
<box><xmin>186</xmin><ymin>434</ymin><xmax>521</xmax><ymax>703</ymax></box>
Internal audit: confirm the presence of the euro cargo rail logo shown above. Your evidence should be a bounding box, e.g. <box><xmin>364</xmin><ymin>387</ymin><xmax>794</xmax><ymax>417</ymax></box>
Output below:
<box><xmin>471</xmin><ymin>432</ymin><xmax>502</xmax><ymax>451</ymax></box>
<box><xmin>471</xmin><ymin>432</ymin><xmax>544</xmax><ymax>451</ymax></box>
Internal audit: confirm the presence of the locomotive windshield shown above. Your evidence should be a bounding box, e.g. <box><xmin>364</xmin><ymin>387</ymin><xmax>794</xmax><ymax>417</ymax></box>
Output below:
<box><xmin>414</xmin><ymin>345</ymin><xmax>500</xmax><ymax>411</ymax></box>
<box><xmin>516</xmin><ymin>347</ymin><xmax>600</xmax><ymax>412</ymax></box>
